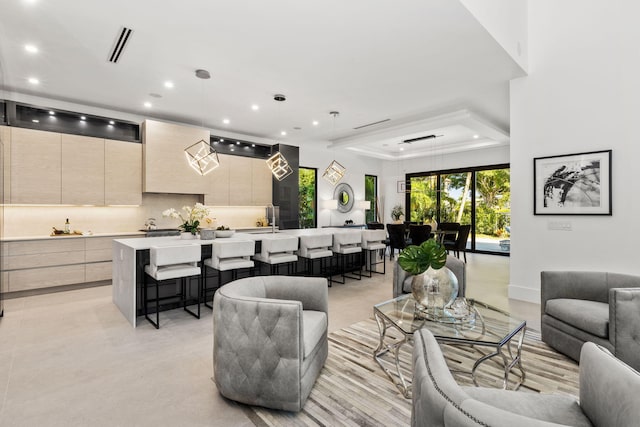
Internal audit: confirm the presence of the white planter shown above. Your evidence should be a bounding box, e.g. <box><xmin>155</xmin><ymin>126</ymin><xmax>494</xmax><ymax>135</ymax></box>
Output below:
<box><xmin>180</xmin><ymin>232</ymin><xmax>196</xmax><ymax>240</ymax></box>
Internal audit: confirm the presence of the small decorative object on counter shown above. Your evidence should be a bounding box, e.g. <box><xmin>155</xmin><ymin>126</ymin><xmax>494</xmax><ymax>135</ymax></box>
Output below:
<box><xmin>64</xmin><ymin>218</ymin><xmax>71</xmax><ymax>234</ymax></box>
<box><xmin>162</xmin><ymin>203</ymin><xmax>211</xmax><ymax>235</ymax></box>
<box><xmin>391</xmin><ymin>205</ymin><xmax>404</xmax><ymax>222</ymax></box>
<box><xmin>200</xmin><ymin>228</ymin><xmax>215</xmax><ymax>240</ymax></box>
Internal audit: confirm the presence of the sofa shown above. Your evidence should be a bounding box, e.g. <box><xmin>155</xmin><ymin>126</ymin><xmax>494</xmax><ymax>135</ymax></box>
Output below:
<box><xmin>212</xmin><ymin>275</ymin><xmax>328</xmax><ymax>411</ymax></box>
<box><xmin>412</xmin><ymin>327</ymin><xmax>640</xmax><ymax>426</ymax></box>
<box><xmin>541</xmin><ymin>271</ymin><xmax>640</xmax><ymax>371</ymax></box>
<box><xmin>393</xmin><ymin>255</ymin><xmax>466</xmax><ymax>299</ymax></box>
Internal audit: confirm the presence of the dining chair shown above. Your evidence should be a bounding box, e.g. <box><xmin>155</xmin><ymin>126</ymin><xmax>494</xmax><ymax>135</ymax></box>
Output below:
<box><xmin>437</xmin><ymin>222</ymin><xmax>460</xmax><ymax>246</ymax></box>
<box><xmin>386</xmin><ymin>223</ymin><xmax>407</xmax><ymax>260</ymax></box>
<box><xmin>444</xmin><ymin>224</ymin><xmax>471</xmax><ymax>262</ymax></box>
<box><xmin>408</xmin><ymin>224</ymin><xmax>432</xmax><ymax>247</ymax></box>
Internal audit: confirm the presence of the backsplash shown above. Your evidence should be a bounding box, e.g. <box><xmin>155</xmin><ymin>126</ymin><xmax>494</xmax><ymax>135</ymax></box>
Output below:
<box><xmin>3</xmin><ymin>193</ymin><xmax>269</xmax><ymax>237</ymax></box>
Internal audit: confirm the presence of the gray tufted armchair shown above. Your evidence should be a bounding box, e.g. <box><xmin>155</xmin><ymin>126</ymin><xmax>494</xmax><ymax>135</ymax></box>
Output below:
<box><xmin>212</xmin><ymin>275</ymin><xmax>328</xmax><ymax>412</ymax></box>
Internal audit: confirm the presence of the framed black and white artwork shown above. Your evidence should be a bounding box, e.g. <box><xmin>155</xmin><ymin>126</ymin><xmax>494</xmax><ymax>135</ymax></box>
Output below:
<box><xmin>534</xmin><ymin>150</ymin><xmax>612</xmax><ymax>215</ymax></box>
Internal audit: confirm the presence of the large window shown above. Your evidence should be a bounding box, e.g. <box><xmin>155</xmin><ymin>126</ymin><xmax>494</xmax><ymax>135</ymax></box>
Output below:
<box><xmin>407</xmin><ymin>165</ymin><xmax>510</xmax><ymax>255</ymax></box>
<box><xmin>365</xmin><ymin>175</ymin><xmax>378</xmax><ymax>223</ymax></box>
<box><xmin>299</xmin><ymin>167</ymin><xmax>317</xmax><ymax>228</ymax></box>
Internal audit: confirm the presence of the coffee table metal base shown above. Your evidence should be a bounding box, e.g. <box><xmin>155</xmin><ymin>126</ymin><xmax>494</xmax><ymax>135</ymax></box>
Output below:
<box><xmin>373</xmin><ymin>309</ymin><xmax>526</xmax><ymax>399</ymax></box>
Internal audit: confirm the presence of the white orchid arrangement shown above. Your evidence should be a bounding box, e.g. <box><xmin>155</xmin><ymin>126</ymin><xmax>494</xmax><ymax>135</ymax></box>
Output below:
<box><xmin>162</xmin><ymin>203</ymin><xmax>212</xmax><ymax>235</ymax></box>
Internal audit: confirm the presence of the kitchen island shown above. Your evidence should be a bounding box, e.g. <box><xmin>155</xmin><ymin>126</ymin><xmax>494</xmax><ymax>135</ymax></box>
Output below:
<box><xmin>112</xmin><ymin>233</ymin><xmax>279</xmax><ymax>327</ymax></box>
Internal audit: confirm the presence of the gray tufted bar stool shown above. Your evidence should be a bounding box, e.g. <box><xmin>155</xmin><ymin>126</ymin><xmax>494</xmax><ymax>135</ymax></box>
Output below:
<box><xmin>212</xmin><ymin>275</ymin><xmax>328</xmax><ymax>412</ymax></box>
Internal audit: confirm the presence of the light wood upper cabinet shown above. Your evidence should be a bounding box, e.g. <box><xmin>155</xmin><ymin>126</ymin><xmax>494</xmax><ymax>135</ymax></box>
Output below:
<box><xmin>143</xmin><ymin>119</ymin><xmax>210</xmax><ymax>194</ymax></box>
<box><xmin>10</xmin><ymin>127</ymin><xmax>62</xmax><ymax>204</ymax></box>
<box><xmin>204</xmin><ymin>153</ymin><xmax>231</xmax><ymax>205</ymax></box>
<box><xmin>61</xmin><ymin>134</ymin><xmax>105</xmax><ymax>205</ymax></box>
<box><xmin>204</xmin><ymin>154</ymin><xmax>273</xmax><ymax>206</ymax></box>
<box><xmin>252</xmin><ymin>157</ymin><xmax>273</xmax><ymax>205</ymax></box>
<box><xmin>105</xmin><ymin>139</ymin><xmax>142</xmax><ymax>205</ymax></box>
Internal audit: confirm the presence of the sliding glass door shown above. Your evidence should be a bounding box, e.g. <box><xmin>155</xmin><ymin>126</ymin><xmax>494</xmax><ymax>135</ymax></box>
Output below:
<box><xmin>406</xmin><ymin>164</ymin><xmax>510</xmax><ymax>255</ymax></box>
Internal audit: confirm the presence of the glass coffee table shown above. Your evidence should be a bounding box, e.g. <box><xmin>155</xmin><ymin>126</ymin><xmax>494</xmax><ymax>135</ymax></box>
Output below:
<box><xmin>373</xmin><ymin>294</ymin><xmax>526</xmax><ymax>398</ymax></box>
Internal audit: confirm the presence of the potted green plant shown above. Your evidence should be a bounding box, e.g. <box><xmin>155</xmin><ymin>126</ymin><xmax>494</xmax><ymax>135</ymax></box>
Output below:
<box><xmin>398</xmin><ymin>239</ymin><xmax>458</xmax><ymax>315</ymax></box>
<box><xmin>391</xmin><ymin>204</ymin><xmax>404</xmax><ymax>223</ymax></box>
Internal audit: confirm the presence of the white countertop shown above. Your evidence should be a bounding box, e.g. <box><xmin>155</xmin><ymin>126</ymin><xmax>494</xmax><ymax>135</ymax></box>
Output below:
<box><xmin>2</xmin><ymin>231</ymin><xmax>146</xmax><ymax>242</ymax></box>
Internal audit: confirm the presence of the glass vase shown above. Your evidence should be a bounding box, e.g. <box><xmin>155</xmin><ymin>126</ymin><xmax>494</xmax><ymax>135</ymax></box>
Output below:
<box><xmin>411</xmin><ymin>267</ymin><xmax>459</xmax><ymax>317</ymax></box>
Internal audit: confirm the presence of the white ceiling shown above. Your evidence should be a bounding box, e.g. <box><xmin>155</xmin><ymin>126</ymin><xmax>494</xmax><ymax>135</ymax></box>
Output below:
<box><xmin>0</xmin><ymin>0</ymin><xmax>525</xmax><ymax>160</ymax></box>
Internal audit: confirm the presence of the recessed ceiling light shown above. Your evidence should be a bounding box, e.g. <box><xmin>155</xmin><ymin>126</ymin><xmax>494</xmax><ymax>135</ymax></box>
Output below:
<box><xmin>230</xmin><ymin>148</ymin><xmax>235</xmax><ymax>152</ymax></box>
<box><xmin>280</xmin><ymin>131</ymin><xmax>287</xmax><ymax>136</ymax></box>
<box><xmin>32</xmin><ymin>119</ymin><xmax>39</xmax><ymax>123</ymax></box>
<box><xmin>251</xmin><ymin>144</ymin><xmax>255</xmax><ymax>147</ymax></box>
<box><xmin>399</xmin><ymin>147</ymin><xmax>404</xmax><ymax>151</ymax></box>
<box><xmin>312</xmin><ymin>121</ymin><xmax>319</xmax><ymax>126</ymax></box>
<box><xmin>219</xmin><ymin>138</ymin><xmax>225</xmax><ymax>142</ymax></box>
<box><xmin>24</xmin><ymin>44</ymin><xmax>38</xmax><ymax>54</ymax></box>
<box><xmin>28</xmin><ymin>77</ymin><xmax>39</xmax><ymax>85</ymax></box>
<box><xmin>251</xmin><ymin>104</ymin><xmax>259</xmax><ymax>111</ymax></box>
<box><xmin>164</xmin><ymin>81</ymin><xmax>174</xmax><ymax>89</ymax></box>
<box><xmin>143</xmin><ymin>102</ymin><xmax>152</xmax><ymax>108</ymax></box>
<box><xmin>48</xmin><ymin>111</ymin><xmax>55</xmax><ymax>115</ymax></box>
<box><xmin>109</xmin><ymin>120</ymin><xmax>115</xmax><ymax>125</ymax></box>
<box><xmin>236</xmin><ymin>141</ymin><xmax>240</xmax><ymax>145</ymax></box>
<box><xmin>473</xmin><ymin>134</ymin><xmax>479</xmax><ymax>139</ymax></box>
<box><xmin>223</xmin><ymin>119</ymin><xmax>230</xmax><ymax>124</ymax></box>
<box><xmin>80</xmin><ymin>116</ymin><xmax>86</xmax><ymax>121</ymax></box>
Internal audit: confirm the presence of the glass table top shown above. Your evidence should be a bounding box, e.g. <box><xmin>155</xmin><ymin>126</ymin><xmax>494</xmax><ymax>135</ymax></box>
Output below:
<box><xmin>374</xmin><ymin>293</ymin><xmax>526</xmax><ymax>346</ymax></box>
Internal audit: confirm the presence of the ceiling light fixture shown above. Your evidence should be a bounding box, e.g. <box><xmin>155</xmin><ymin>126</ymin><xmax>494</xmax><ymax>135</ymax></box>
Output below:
<box><xmin>164</xmin><ymin>81</ymin><xmax>174</xmax><ymax>89</ymax></box>
<box><xmin>28</xmin><ymin>77</ymin><xmax>39</xmax><ymax>85</ymax></box>
<box><xmin>251</xmin><ymin>104</ymin><xmax>259</xmax><ymax>111</ymax></box>
<box><xmin>144</xmin><ymin>102</ymin><xmax>152</xmax><ymax>108</ymax></box>
<box><xmin>266</xmin><ymin>93</ymin><xmax>293</xmax><ymax>181</ymax></box>
<box><xmin>223</xmin><ymin>118</ymin><xmax>230</xmax><ymax>124</ymax></box>
<box><xmin>473</xmin><ymin>134</ymin><xmax>479</xmax><ymax>139</ymax></box>
<box><xmin>24</xmin><ymin>44</ymin><xmax>38</xmax><ymax>54</ymax></box>
<box><xmin>184</xmin><ymin>68</ymin><xmax>219</xmax><ymax>176</ymax></box>
<box><xmin>312</xmin><ymin>121</ymin><xmax>319</xmax><ymax>126</ymax></box>
<box><xmin>322</xmin><ymin>111</ymin><xmax>346</xmax><ymax>185</ymax></box>
<box><xmin>80</xmin><ymin>116</ymin><xmax>86</xmax><ymax>121</ymax></box>
<box><xmin>108</xmin><ymin>120</ymin><xmax>115</xmax><ymax>125</ymax></box>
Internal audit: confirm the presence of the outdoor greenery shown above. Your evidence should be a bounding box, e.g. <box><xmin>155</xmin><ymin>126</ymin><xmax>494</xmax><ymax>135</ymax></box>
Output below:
<box><xmin>409</xmin><ymin>168</ymin><xmax>510</xmax><ymax>238</ymax></box>
<box><xmin>365</xmin><ymin>175</ymin><xmax>377</xmax><ymax>223</ymax></box>
<box><xmin>299</xmin><ymin>168</ymin><xmax>316</xmax><ymax>228</ymax></box>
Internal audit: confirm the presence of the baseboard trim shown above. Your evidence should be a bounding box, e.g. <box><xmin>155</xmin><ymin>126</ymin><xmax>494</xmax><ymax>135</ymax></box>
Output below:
<box><xmin>508</xmin><ymin>284</ymin><xmax>540</xmax><ymax>304</ymax></box>
<box><xmin>2</xmin><ymin>280</ymin><xmax>111</xmax><ymax>300</ymax></box>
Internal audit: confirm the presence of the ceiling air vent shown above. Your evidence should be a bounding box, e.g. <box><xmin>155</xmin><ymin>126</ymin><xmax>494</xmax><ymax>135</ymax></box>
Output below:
<box><xmin>353</xmin><ymin>118</ymin><xmax>390</xmax><ymax>130</ymax></box>
<box><xmin>108</xmin><ymin>26</ymin><xmax>133</xmax><ymax>63</ymax></box>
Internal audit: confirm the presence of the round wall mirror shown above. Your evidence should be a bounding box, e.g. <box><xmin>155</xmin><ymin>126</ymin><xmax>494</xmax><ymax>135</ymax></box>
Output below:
<box><xmin>334</xmin><ymin>183</ymin><xmax>354</xmax><ymax>213</ymax></box>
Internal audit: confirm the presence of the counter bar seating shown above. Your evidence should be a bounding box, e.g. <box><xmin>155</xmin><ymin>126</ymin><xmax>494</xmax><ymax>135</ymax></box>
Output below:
<box><xmin>330</xmin><ymin>231</ymin><xmax>363</xmax><ymax>285</ymax></box>
<box><xmin>202</xmin><ymin>239</ymin><xmax>255</xmax><ymax>308</ymax></box>
<box><xmin>297</xmin><ymin>234</ymin><xmax>334</xmax><ymax>278</ymax></box>
<box><xmin>143</xmin><ymin>244</ymin><xmax>201</xmax><ymax>329</ymax></box>
<box><xmin>253</xmin><ymin>235</ymin><xmax>299</xmax><ymax>275</ymax></box>
<box><xmin>361</xmin><ymin>229</ymin><xmax>387</xmax><ymax>277</ymax></box>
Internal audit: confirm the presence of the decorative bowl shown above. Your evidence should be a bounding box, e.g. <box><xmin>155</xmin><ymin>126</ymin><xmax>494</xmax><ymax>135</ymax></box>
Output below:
<box><xmin>215</xmin><ymin>230</ymin><xmax>235</xmax><ymax>238</ymax></box>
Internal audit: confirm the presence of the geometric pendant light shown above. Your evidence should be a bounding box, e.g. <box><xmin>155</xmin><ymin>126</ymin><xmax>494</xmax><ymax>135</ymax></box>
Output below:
<box><xmin>266</xmin><ymin>151</ymin><xmax>293</xmax><ymax>181</ymax></box>
<box><xmin>184</xmin><ymin>139</ymin><xmax>220</xmax><ymax>176</ymax></box>
<box><xmin>322</xmin><ymin>111</ymin><xmax>346</xmax><ymax>185</ymax></box>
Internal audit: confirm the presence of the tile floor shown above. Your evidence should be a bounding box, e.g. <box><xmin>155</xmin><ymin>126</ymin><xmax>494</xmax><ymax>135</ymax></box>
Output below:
<box><xmin>0</xmin><ymin>253</ymin><xmax>538</xmax><ymax>426</ymax></box>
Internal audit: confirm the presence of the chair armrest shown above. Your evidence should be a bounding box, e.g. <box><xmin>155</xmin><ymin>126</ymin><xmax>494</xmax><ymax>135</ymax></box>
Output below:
<box><xmin>609</xmin><ymin>287</ymin><xmax>640</xmax><ymax>370</ymax></box>
<box><xmin>264</xmin><ymin>276</ymin><xmax>329</xmax><ymax>314</ymax></box>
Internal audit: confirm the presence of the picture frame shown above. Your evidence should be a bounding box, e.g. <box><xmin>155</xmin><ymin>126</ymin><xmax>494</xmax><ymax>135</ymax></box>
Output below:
<box><xmin>533</xmin><ymin>150</ymin><xmax>612</xmax><ymax>215</ymax></box>
<box><xmin>397</xmin><ymin>180</ymin><xmax>406</xmax><ymax>193</ymax></box>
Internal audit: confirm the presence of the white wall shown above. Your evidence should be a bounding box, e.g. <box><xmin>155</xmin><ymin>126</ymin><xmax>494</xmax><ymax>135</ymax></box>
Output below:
<box><xmin>509</xmin><ymin>1</ymin><xmax>640</xmax><ymax>302</ymax></box>
<box><xmin>380</xmin><ymin>146</ymin><xmax>509</xmax><ymax>224</ymax></box>
<box><xmin>460</xmin><ymin>0</ymin><xmax>528</xmax><ymax>72</ymax></box>
<box><xmin>299</xmin><ymin>145</ymin><xmax>383</xmax><ymax>227</ymax></box>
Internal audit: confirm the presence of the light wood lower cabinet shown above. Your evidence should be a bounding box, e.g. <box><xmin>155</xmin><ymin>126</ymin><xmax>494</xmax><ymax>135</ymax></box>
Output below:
<box><xmin>2</xmin><ymin>234</ymin><xmax>139</xmax><ymax>293</ymax></box>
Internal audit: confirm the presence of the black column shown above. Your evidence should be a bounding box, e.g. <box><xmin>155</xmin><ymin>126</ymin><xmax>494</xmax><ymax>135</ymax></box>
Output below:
<box><xmin>271</xmin><ymin>144</ymin><xmax>299</xmax><ymax>230</ymax></box>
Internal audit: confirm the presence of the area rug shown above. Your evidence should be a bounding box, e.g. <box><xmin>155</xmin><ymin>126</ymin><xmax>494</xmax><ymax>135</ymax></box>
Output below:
<box><xmin>245</xmin><ymin>318</ymin><xmax>579</xmax><ymax>427</ymax></box>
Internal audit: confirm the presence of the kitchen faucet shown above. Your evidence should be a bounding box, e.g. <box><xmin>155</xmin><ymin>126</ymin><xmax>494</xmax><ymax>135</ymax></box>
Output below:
<box><xmin>267</xmin><ymin>203</ymin><xmax>276</xmax><ymax>233</ymax></box>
